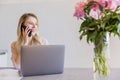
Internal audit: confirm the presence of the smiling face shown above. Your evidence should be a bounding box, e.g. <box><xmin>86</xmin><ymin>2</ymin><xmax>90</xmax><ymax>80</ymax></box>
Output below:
<box><xmin>24</xmin><ymin>16</ymin><xmax>38</xmax><ymax>36</ymax></box>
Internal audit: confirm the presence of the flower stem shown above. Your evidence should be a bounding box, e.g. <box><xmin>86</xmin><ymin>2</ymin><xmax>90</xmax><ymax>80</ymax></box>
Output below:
<box><xmin>93</xmin><ymin>32</ymin><xmax>110</xmax><ymax>77</ymax></box>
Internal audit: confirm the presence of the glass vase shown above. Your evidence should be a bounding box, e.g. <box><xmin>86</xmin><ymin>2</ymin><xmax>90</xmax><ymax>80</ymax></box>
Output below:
<box><xmin>93</xmin><ymin>32</ymin><xmax>110</xmax><ymax>80</ymax></box>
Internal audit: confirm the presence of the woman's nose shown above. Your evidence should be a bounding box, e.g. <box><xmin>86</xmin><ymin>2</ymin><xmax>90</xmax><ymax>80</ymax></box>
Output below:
<box><xmin>32</xmin><ymin>24</ymin><xmax>36</xmax><ymax>28</ymax></box>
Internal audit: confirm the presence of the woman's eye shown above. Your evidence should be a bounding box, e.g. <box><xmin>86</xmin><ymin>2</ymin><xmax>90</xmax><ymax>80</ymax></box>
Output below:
<box><xmin>28</xmin><ymin>22</ymin><xmax>33</xmax><ymax>25</ymax></box>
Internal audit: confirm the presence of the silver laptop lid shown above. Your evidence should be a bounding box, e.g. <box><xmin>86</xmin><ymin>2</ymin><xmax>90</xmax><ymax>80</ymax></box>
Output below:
<box><xmin>20</xmin><ymin>45</ymin><xmax>65</xmax><ymax>76</ymax></box>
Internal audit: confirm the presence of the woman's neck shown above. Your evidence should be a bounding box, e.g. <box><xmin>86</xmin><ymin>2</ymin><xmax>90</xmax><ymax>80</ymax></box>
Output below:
<box><xmin>28</xmin><ymin>37</ymin><xmax>34</xmax><ymax>45</ymax></box>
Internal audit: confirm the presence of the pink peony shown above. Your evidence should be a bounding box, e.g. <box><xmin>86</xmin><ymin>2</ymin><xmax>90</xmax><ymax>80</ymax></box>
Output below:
<box><xmin>74</xmin><ymin>2</ymin><xmax>86</xmax><ymax>19</ymax></box>
<box><xmin>107</xmin><ymin>0</ymin><xmax>119</xmax><ymax>11</ymax></box>
<box><xmin>98</xmin><ymin>0</ymin><xmax>120</xmax><ymax>11</ymax></box>
<box><xmin>91</xmin><ymin>4</ymin><xmax>100</xmax><ymax>11</ymax></box>
<box><xmin>116</xmin><ymin>0</ymin><xmax>120</xmax><ymax>5</ymax></box>
<box><xmin>87</xmin><ymin>0</ymin><xmax>120</xmax><ymax>11</ymax></box>
<box><xmin>90</xmin><ymin>9</ymin><xmax>99</xmax><ymax>19</ymax></box>
<box><xmin>74</xmin><ymin>0</ymin><xmax>120</xmax><ymax>19</ymax></box>
<box><xmin>98</xmin><ymin>0</ymin><xmax>109</xmax><ymax>8</ymax></box>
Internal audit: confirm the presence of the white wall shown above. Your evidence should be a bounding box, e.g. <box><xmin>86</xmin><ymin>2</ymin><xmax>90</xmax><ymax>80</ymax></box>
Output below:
<box><xmin>0</xmin><ymin>0</ymin><xmax>120</xmax><ymax>68</ymax></box>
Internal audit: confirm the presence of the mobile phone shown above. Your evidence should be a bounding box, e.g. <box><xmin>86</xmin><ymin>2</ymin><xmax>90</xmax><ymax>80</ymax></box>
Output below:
<box><xmin>21</xmin><ymin>24</ymin><xmax>32</xmax><ymax>37</ymax></box>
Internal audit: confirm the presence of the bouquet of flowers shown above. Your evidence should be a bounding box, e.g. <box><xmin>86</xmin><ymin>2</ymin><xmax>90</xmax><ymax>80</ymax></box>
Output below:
<box><xmin>74</xmin><ymin>0</ymin><xmax>120</xmax><ymax>77</ymax></box>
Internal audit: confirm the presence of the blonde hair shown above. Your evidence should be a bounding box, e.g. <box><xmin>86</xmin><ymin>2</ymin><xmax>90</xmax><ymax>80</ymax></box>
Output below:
<box><xmin>16</xmin><ymin>13</ymin><xmax>42</xmax><ymax>56</ymax></box>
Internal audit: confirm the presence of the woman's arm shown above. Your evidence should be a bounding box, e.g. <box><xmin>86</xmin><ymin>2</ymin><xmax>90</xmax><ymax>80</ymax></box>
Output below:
<box><xmin>11</xmin><ymin>42</ymin><xmax>18</xmax><ymax>69</ymax></box>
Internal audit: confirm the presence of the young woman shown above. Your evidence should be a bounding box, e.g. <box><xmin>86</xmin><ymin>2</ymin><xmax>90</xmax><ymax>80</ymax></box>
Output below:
<box><xmin>11</xmin><ymin>13</ymin><xmax>48</xmax><ymax>70</ymax></box>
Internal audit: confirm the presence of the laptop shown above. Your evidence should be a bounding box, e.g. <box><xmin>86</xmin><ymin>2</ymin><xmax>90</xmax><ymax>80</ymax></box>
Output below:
<box><xmin>20</xmin><ymin>45</ymin><xmax>65</xmax><ymax>77</ymax></box>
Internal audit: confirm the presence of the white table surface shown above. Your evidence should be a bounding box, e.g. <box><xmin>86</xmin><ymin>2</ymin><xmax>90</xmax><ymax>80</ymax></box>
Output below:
<box><xmin>0</xmin><ymin>68</ymin><xmax>120</xmax><ymax>80</ymax></box>
<box><xmin>0</xmin><ymin>67</ymin><xmax>22</xmax><ymax>80</ymax></box>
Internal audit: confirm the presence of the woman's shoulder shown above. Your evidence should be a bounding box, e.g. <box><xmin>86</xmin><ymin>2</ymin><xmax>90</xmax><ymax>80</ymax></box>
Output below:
<box><xmin>11</xmin><ymin>41</ymin><xmax>17</xmax><ymax>49</ymax></box>
<box><xmin>41</xmin><ymin>37</ymin><xmax>49</xmax><ymax>45</ymax></box>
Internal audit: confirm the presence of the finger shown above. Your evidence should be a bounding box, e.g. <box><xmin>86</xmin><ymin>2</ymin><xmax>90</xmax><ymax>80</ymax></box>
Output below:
<box><xmin>26</xmin><ymin>29</ymin><xmax>31</xmax><ymax>36</ymax></box>
<box><xmin>22</xmin><ymin>28</ymin><xmax>28</xmax><ymax>37</ymax></box>
<box><xmin>26</xmin><ymin>26</ymin><xmax>29</xmax><ymax>30</ymax></box>
<box><xmin>25</xmin><ymin>26</ymin><xmax>30</xmax><ymax>33</ymax></box>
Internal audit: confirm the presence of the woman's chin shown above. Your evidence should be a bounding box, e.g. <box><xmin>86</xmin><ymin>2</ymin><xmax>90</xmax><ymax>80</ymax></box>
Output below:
<box><xmin>32</xmin><ymin>33</ymin><xmax>36</xmax><ymax>36</ymax></box>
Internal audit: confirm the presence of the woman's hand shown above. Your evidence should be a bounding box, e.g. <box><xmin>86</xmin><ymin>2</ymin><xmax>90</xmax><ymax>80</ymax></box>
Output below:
<box><xmin>22</xmin><ymin>26</ymin><xmax>32</xmax><ymax>45</ymax></box>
